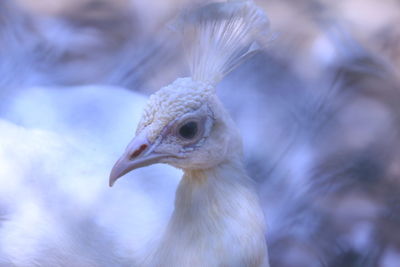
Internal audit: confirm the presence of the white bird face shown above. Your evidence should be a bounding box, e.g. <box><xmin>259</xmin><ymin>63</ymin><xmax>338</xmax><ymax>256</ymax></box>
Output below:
<box><xmin>109</xmin><ymin>78</ymin><xmax>242</xmax><ymax>186</ymax></box>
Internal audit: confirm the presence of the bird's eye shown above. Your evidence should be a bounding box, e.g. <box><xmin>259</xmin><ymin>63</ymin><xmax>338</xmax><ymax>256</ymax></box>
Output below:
<box><xmin>178</xmin><ymin>121</ymin><xmax>198</xmax><ymax>139</ymax></box>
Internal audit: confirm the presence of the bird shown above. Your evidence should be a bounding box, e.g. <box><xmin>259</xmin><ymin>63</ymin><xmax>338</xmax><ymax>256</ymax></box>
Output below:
<box><xmin>109</xmin><ymin>1</ymin><xmax>271</xmax><ymax>266</ymax></box>
<box><xmin>0</xmin><ymin>1</ymin><xmax>270</xmax><ymax>266</ymax></box>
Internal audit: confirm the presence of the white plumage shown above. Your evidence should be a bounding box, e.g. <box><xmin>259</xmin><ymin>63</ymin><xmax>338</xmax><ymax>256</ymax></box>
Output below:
<box><xmin>0</xmin><ymin>0</ymin><xmax>270</xmax><ymax>266</ymax></box>
<box><xmin>0</xmin><ymin>86</ymin><xmax>180</xmax><ymax>266</ymax></box>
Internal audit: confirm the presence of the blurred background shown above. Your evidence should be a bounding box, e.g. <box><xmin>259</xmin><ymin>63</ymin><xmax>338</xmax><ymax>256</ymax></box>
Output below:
<box><xmin>1</xmin><ymin>0</ymin><xmax>400</xmax><ymax>266</ymax></box>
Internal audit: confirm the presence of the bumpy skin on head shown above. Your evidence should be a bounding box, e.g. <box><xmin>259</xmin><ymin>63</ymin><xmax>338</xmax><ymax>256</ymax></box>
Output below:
<box><xmin>136</xmin><ymin>78</ymin><xmax>214</xmax><ymax>142</ymax></box>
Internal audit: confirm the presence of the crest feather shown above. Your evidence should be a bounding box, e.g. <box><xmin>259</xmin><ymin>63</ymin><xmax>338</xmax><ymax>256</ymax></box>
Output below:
<box><xmin>176</xmin><ymin>0</ymin><xmax>270</xmax><ymax>85</ymax></box>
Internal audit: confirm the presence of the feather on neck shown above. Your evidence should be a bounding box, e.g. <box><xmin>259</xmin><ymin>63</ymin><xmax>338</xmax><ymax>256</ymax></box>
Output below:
<box><xmin>144</xmin><ymin>158</ymin><xmax>268</xmax><ymax>266</ymax></box>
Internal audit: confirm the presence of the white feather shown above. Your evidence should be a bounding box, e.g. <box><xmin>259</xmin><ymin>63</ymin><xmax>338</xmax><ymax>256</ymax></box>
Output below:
<box><xmin>0</xmin><ymin>86</ymin><xmax>181</xmax><ymax>266</ymax></box>
<box><xmin>175</xmin><ymin>0</ymin><xmax>270</xmax><ymax>84</ymax></box>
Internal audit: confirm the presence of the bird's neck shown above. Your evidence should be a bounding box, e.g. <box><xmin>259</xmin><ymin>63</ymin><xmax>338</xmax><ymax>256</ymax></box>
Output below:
<box><xmin>176</xmin><ymin>159</ymin><xmax>264</xmax><ymax>228</ymax></box>
<box><xmin>146</xmin><ymin>158</ymin><xmax>268</xmax><ymax>266</ymax></box>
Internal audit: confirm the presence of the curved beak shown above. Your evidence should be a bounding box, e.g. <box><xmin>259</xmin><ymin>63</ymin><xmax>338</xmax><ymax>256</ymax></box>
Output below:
<box><xmin>109</xmin><ymin>132</ymin><xmax>166</xmax><ymax>187</ymax></box>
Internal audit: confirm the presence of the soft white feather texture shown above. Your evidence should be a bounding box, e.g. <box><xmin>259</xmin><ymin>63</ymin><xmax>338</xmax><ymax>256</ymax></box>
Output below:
<box><xmin>143</xmin><ymin>160</ymin><xmax>268</xmax><ymax>266</ymax></box>
<box><xmin>0</xmin><ymin>1</ymin><xmax>271</xmax><ymax>265</ymax></box>
<box><xmin>0</xmin><ymin>86</ymin><xmax>181</xmax><ymax>266</ymax></box>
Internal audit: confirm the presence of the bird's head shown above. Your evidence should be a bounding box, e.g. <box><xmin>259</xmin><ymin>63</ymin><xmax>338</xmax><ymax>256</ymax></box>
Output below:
<box><xmin>109</xmin><ymin>77</ymin><xmax>242</xmax><ymax>186</ymax></box>
<box><xmin>109</xmin><ymin>1</ymin><xmax>269</xmax><ymax>186</ymax></box>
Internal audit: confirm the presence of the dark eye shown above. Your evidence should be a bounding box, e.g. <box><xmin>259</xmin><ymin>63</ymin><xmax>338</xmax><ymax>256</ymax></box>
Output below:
<box><xmin>178</xmin><ymin>121</ymin><xmax>198</xmax><ymax>139</ymax></box>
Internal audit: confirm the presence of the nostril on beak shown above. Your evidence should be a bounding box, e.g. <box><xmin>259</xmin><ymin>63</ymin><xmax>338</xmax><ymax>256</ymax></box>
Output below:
<box><xmin>130</xmin><ymin>144</ymin><xmax>148</xmax><ymax>160</ymax></box>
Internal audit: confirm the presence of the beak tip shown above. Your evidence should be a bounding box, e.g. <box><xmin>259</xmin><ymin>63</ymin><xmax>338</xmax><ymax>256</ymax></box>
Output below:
<box><xmin>109</xmin><ymin>172</ymin><xmax>120</xmax><ymax>188</ymax></box>
<box><xmin>109</xmin><ymin>158</ymin><xmax>126</xmax><ymax>188</ymax></box>
<box><xmin>109</xmin><ymin>168</ymin><xmax>120</xmax><ymax>188</ymax></box>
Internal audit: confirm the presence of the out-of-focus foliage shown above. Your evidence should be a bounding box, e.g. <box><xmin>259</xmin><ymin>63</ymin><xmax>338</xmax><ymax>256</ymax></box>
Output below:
<box><xmin>1</xmin><ymin>0</ymin><xmax>400</xmax><ymax>266</ymax></box>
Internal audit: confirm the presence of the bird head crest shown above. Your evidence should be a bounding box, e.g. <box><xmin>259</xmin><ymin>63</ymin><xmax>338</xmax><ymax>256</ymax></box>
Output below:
<box><xmin>176</xmin><ymin>0</ymin><xmax>270</xmax><ymax>85</ymax></box>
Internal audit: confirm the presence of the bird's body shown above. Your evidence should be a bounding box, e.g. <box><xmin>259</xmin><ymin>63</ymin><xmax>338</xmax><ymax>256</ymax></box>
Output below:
<box><xmin>0</xmin><ymin>85</ymin><xmax>180</xmax><ymax>266</ymax></box>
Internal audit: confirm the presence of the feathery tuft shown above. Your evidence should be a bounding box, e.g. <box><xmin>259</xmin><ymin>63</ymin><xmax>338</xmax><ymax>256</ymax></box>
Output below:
<box><xmin>176</xmin><ymin>0</ymin><xmax>270</xmax><ymax>85</ymax></box>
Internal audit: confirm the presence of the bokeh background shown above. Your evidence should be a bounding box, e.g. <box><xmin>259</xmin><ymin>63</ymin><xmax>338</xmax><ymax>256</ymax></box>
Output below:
<box><xmin>1</xmin><ymin>0</ymin><xmax>400</xmax><ymax>266</ymax></box>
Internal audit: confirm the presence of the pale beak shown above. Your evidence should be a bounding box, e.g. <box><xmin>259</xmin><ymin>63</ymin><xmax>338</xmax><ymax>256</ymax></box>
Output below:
<box><xmin>109</xmin><ymin>131</ymin><xmax>167</xmax><ymax>187</ymax></box>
